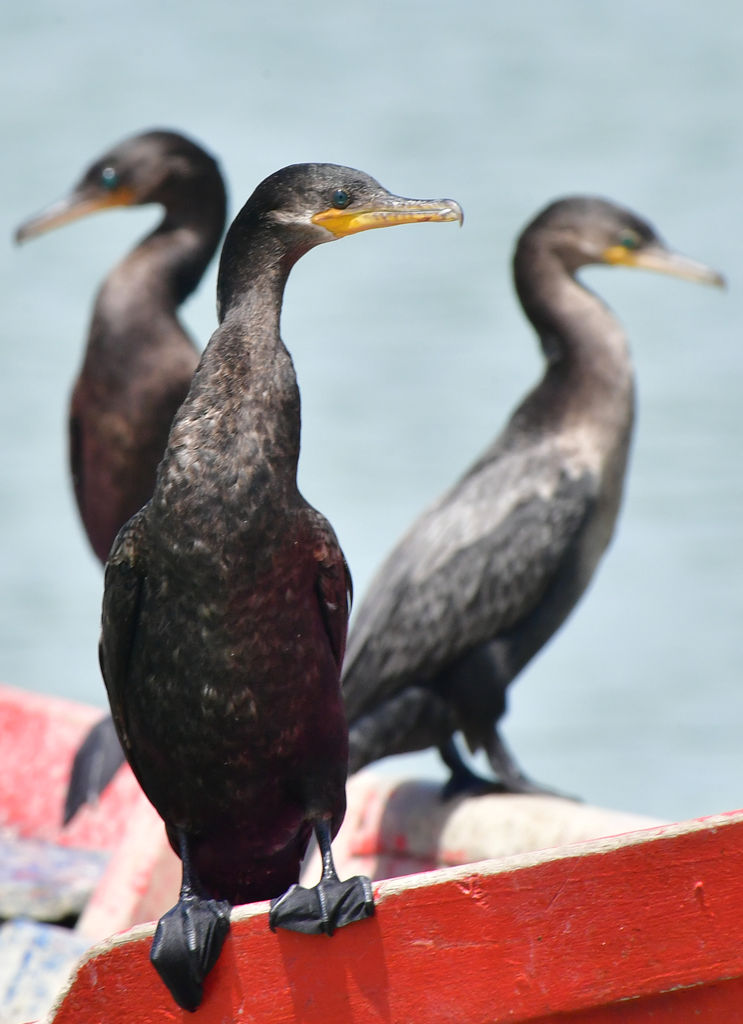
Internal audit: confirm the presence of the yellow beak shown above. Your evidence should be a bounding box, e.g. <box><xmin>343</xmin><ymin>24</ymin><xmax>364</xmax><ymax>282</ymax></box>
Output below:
<box><xmin>15</xmin><ymin>185</ymin><xmax>138</xmax><ymax>243</ymax></box>
<box><xmin>603</xmin><ymin>243</ymin><xmax>725</xmax><ymax>288</ymax></box>
<box><xmin>312</xmin><ymin>196</ymin><xmax>463</xmax><ymax>238</ymax></box>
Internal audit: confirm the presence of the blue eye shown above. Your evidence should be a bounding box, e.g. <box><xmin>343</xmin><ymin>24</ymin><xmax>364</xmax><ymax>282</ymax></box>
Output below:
<box><xmin>101</xmin><ymin>166</ymin><xmax>119</xmax><ymax>190</ymax></box>
<box><xmin>332</xmin><ymin>189</ymin><xmax>350</xmax><ymax>209</ymax></box>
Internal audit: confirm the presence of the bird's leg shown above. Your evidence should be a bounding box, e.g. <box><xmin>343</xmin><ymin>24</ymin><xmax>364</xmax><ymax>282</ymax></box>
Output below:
<box><xmin>150</xmin><ymin>829</ymin><xmax>231</xmax><ymax>1012</ymax></box>
<box><xmin>487</xmin><ymin>729</ymin><xmax>578</xmax><ymax>799</ymax></box>
<box><xmin>440</xmin><ymin>732</ymin><xmax>576</xmax><ymax>800</ymax></box>
<box><xmin>268</xmin><ymin>818</ymin><xmax>375</xmax><ymax>935</ymax></box>
<box><xmin>439</xmin><ymin>736</ymin><xmax>510</xmax><ymax>800</ymax></box>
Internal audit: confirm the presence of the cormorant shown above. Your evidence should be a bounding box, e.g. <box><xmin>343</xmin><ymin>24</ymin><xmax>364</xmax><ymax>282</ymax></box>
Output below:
<box><xmin>343</xmin><ymin>196</ymin><xmax>723</xmax><ymax>796</ymax></box>
<box><xmin>15</xmin><ymin>130</ymin><xmax>227</xmax><ymax>821</ymax></box>
<box><xmin>99</xmin><ymin>163</ymin><xmax>462</xmax><ymax>1011</ymax></box>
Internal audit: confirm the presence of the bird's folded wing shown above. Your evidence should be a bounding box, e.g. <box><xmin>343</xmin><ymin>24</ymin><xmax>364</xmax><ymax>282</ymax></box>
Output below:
<box><xmin>309</xmin><ymin>511</ymin><xmax>353</xmax><ymax>670</ymax></box>
<box><xmin>98</xmin><ymin>508</ymin><xmax>149</xmax><ymax>773</ymax></box>
<box><xmin>343</xmin><ymin>452</ymin><xmax>596</xmax><ymax>720</ymax></box>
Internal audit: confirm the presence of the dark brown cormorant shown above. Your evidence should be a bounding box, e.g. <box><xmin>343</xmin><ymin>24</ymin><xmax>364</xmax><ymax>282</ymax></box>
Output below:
<box><xmin>343</xmin><ymin>196</ymin><xmax>723</xmax><ymax>796</ymax></box>
<box><xmin>15</xmin><ymin>130</ymin><xmax>227</xmax><ymax>820</ymax></box>
<box><xmin>99</xmin><ymin>163</ymin><xmax>462</xmax><ymax>1011</ymax></box>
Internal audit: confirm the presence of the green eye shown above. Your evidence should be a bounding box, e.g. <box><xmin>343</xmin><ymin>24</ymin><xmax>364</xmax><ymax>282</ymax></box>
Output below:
<box><xmin>101</xmin><ymin>166</ymin><xmax>119</xmax><ymax>190</ymax></box>
<box><xmin>619</xmin><ymin>231</ymin><xmax>640</xmax><ymax>250</ymax></box>
<box><xmin>332</xmin><ymin>189</ymin><xmax>350</xmax><ymax>209</ymax></box>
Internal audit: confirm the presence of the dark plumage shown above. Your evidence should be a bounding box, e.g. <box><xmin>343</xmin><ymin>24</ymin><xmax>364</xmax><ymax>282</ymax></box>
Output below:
<box><xmin>98</xmin><ymin>163</ymin><xmax>461</xmax><ymax>1011</ymax></box>
<box><xmin>343</xmin><ymin>196</ymin><xmax>723</xmax><ymax>796</ymax></box>
<box><xmin>16</xmin><ymin>128</ymin><xmax>226</xmax><ymax>561</ymax></box>
<box><xmin>15</xmin><ymin>129</ymin><xmax>227</xmax><ymax>821</ymax></box>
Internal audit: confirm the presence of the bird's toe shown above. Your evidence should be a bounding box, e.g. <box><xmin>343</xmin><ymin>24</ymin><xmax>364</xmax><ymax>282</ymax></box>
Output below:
<box><xmin>150</xmin><ymin>893</ymin><xmax>231</xmax><ymax>1011</ymax></box>
<box><xmin>269</xmin><ymin>875</ymin><xmax>374</xmax><ymax>936</ymax></box>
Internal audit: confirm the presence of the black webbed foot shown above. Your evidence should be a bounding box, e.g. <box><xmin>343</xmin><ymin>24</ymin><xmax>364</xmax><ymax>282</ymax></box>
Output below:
<box><xmin>150</xmin><ymin>892</ymin><xmax>231</xmax><ymax>1011</ymax></box>
<box><xmin>485</xmin><ymin>731</ymin><xmax>579</xmax><ymax>801</ymax></box>
<box><xmin>442</xmin><ymin>769</ymin><xmax>574</xmax><ymax>801</ymax></box>
<box><xmin>441</xmin><ymin>762</ymin><xmax>510</xmax><ymax>801</ymax></box>
<box><xmin>439</xmin><ymin>736</ymin><xmax>578</xmax><ymax>802</ymax></box>
<box><xmin>496</xmin><ymin>774</ymin><xmax>578</xmax><ymax>799</ymax></box>
<box><xmin>269</xmin><ymin>873</ymin><xmax>374</xmax><ymax>935</ymax></box>
<box><xmin>439</xmin><ymin>736</ymin><xmax>511</xmax><ymax>800</ymax></box>
<box><xmin>269</xmin><ymin>817</ymin><xmax>374</xmax><ymax>936</ymax></box>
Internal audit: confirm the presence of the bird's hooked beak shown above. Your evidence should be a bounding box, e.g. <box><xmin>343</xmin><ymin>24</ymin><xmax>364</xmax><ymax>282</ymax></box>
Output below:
<box><xmin>311</xmin><ymin>194</ymin><xmax>464</xmax><ymax>238</ymax></box>
<box><xmin>14</xmin><ymin>184</ymin><xmax>138</xmax><ymax>243</ymax></box>
<box><xmin>603</xmin><ymin>243</ymin><xmax>725</xmax><ymax>288</ymax></box>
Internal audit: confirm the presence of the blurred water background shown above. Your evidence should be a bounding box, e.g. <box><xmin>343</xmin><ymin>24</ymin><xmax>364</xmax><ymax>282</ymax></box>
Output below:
<box><xmin>1</xmin><ymin>1</ymin><xmax>741</xmax><ymax>823</ymax></box>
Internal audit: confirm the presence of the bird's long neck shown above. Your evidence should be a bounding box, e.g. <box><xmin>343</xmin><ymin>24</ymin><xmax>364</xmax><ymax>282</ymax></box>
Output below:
<box><xmin>156</xmin><ymin>224</ymin><xmax>303</xmax><ymax>528</ymax></box>
<box><xmin>89</xmin><ymin>187</ymin><xmax>226</xmax><ymax>358</ymax></box>
<box><xmin>511</xmin><ymin>236</ymin><xmax>635</xmax><ymax>441</ymax></box>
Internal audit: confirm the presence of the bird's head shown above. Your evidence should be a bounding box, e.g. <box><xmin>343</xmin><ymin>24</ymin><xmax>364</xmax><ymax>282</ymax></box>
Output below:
<box><xmin>520</xmin><ymin>196</ymin><xmax>724</xmax><ymax>288</ymax></box>
<box><xmin>217</xmin><ymin>162</ymin><xmax>462</xmax><ymax>318</ymax></box>
<box><xmin>245</xmin><ymin>162</ymin><xmax>462</xmax><ymax>244</ymax></box>
<box><xmin>14</xmin><ymin>129</ymin><xmax>224</xmax><ymax>243</ymax></box>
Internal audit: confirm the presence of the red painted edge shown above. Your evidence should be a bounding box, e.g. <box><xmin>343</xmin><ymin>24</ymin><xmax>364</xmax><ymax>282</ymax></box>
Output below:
<box><xmin>46</xmin><ymin>809</ymin><xmax>743</xmax><ymax>1024</ymax></box>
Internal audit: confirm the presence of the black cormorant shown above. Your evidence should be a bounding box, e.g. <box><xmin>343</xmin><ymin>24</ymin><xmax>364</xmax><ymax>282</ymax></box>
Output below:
<box><xmin>99</xmin><ymin>163</ymin><xmax>462</xmax><ymax>1010</ymax></box>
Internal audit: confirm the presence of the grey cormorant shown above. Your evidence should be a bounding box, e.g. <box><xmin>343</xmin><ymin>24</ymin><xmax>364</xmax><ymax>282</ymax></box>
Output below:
<box><xmin>343</xmin><ymin>196</ymin><xmax>723</xmax><ymax>795</ymax></box>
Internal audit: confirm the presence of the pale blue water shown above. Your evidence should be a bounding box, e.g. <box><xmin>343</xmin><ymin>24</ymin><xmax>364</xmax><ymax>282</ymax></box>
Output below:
<box><xmin>1</xmin><ymin>0</ymin><xmax>741</xmax><ymax>823</ymax></box>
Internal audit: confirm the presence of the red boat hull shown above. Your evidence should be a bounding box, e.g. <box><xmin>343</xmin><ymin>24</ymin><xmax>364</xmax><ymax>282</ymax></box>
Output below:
<box><xmin>46</xmin><ymin>808</ymin><xmax>743</xmax><ymax>1023</ymax></box>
